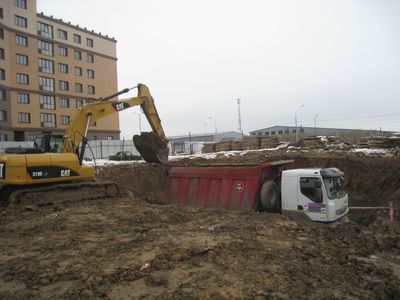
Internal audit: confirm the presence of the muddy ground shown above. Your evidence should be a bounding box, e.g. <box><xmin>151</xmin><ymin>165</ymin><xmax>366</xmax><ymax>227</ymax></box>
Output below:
<box><xmin>0</xmin><ymin>149</ymin><xmax>399</xmax><ymax>299</ymax></box>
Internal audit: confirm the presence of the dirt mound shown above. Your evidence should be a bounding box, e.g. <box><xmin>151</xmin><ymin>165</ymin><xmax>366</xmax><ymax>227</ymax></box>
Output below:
<box><xmin>97</xmin><ymin>162</ymin><xmax>170</xmax><ymax>204</ymax></box>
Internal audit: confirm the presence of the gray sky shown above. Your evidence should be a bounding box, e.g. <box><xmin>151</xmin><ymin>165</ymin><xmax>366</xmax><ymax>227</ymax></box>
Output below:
<box><xmin>38</xmin><ymin>0</ymin><xmax>400</xmax><ymax>138</ymax></box>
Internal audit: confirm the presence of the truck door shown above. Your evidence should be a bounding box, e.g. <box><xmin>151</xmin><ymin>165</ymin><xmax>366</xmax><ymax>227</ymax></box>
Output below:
<box><xmin>298</xmin><ymin>177</ymin><xmax>327</xmax><ymax>222</ymax></box>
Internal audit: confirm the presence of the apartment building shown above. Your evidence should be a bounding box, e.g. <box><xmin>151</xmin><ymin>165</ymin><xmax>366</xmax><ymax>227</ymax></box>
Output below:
<box><xmin>0</xmin><ymin>0</ymin><xmax>120</xmax><ymax>141</ymax></box>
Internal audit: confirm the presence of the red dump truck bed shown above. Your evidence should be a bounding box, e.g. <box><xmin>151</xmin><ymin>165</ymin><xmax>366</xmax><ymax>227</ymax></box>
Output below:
<box><xmin>167</xmin><ymin>160</ymin><xmax>294</xmax><ymax>211</ymax></box>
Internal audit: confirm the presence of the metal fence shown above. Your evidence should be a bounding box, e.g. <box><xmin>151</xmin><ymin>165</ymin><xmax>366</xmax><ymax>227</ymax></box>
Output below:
<box><xmin>83</xmin><ymin>140</ymin><xmax>140</xmax><ymax>159</ymax></box>
<box><xmin>0</xmin><ymin>140</ymin><xmax>140</xmax><ymax>160</ymax></box>
<box><xmin>0</xmin><ymin>142</ymin><xmax>34</xmax><ymax>153</ymax></box>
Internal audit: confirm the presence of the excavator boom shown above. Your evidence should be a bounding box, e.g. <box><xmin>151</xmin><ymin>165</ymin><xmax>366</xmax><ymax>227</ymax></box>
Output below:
<box><xmin>62</xmin><ymin>84</ymin><xmax>168</xmax><ymax>164</ymax></box>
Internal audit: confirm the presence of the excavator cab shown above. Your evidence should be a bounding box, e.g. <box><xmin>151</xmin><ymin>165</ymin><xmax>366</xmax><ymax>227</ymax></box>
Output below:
<box><xmin>33</xmin><ymin>133</ymin><xmax>63</xmax><ymax>153</ymax></box>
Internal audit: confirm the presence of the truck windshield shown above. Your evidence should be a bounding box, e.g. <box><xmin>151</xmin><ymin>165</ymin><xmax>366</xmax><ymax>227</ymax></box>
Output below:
<box><xmin>323</xmin><ymin>176</ymin><xmax>346</xmax><ymax>200</ymax></box>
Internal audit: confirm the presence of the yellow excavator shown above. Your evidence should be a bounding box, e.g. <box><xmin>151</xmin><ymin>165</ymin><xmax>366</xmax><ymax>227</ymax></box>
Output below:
<box><xmin>0</xmin><ymin>84</ymin><xmax>168</xmax><ymax>205</ymax></box>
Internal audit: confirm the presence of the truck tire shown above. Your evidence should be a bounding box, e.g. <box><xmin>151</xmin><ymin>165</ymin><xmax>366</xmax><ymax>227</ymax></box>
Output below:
<box><xmin>259</xmin><ymin>180</ymin><xmax>279</xmax><ymax>212</ymax></box>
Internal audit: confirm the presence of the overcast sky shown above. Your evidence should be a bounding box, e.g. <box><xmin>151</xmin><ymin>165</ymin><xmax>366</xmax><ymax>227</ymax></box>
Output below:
<box><xmin>38</xmin><ymin>0</ymin><xmax>400</xmax><ymax>138</ymax></box>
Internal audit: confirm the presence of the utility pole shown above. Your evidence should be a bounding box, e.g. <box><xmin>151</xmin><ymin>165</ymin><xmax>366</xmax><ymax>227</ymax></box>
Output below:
<box><xmin>132</xmin><ymin>111</ymin><xmax>142</xmax><ymax>133</ymax></box>
<box><xmin>314</xmin><ymin>114</ymin><xmax>319</xmax><ymax>136</ymax></box>
<box><xmin>295</xmin><ymin>105</ymin><xmax>304</xmax><ymax>142</ymax></box>
<box><xmin>209</xmin><ymin>116</ymin><xmax>217</xmax><ymax>141</ymax></box>
<box><xmin>237</xmin><ymin>99</ymin><xmax>242</xmax><ymax>135</ymax></box>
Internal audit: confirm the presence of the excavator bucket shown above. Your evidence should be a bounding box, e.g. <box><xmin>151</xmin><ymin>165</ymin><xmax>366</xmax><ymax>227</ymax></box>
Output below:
<box><xmin>133</xmin><ymin>132</ymin><xmax>169</xmax><ymax>164</ymax></box>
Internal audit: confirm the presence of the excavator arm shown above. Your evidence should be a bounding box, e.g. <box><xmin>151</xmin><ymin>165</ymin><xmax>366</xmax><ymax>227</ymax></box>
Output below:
<box><xmin>62</xmin><ymin>84</ymin><xmax>168</xmax><ymax>164</ymax></box>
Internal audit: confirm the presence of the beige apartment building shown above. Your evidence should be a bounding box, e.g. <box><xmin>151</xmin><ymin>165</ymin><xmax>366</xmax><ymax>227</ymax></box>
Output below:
<box><xmin>0</xmin><ymin>0</ymin><xmax>120</xmax><ymax>141</ymax></box>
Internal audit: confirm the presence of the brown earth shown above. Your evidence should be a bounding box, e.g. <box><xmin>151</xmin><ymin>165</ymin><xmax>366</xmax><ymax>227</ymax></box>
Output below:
<box><xmin>1</xmin><ymin>149</ymin><xmax>399</xmax><ymax>299</ymax></box>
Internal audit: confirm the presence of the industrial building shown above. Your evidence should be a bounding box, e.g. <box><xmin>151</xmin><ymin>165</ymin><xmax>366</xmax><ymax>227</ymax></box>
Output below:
<box><xmin>168</xmin><ymin>131</ymin><xmax>243</xmax><ymax>155</ymax></box>
<box><xmin>249</xmin><ymin>125</ymin><xmax>388</xmax><ymax>144</ymax></box>
<box><xmin>0</xmin><ymin>0</ymin><xmax>119</xmax><ymax>141</ymax></box>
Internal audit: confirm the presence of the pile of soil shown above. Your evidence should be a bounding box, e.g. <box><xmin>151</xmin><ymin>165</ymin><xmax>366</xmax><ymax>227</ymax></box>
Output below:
<box><xmin>1</xmin><ymin>149</ymin><xmax>399</xmax><ymax>299</ymax></box>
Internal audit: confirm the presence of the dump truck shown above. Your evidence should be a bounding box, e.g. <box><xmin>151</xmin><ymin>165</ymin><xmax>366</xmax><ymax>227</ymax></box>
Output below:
<box><xmin>167</xmin><ymin>160</ymin><xmax>348</xmax><ymax>222</ymax></box>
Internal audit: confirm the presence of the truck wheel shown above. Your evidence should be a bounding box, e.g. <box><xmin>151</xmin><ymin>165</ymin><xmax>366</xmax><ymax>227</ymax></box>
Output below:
<box><xmin>259</xmin><ymin>181</ymin><xmax>279</xmax><ymax>212</ymax></box>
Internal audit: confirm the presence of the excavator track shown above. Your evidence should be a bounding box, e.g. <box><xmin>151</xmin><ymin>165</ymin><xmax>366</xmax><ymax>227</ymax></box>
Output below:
<box><xmin>6</xmin><ymin>181</ymin><xmax>120</xmax><ymax>206</ymax></box>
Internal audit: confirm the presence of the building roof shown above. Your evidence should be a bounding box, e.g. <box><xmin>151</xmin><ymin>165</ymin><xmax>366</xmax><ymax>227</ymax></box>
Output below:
<box><xmin>168</xmin><ymin>131</ymin><xmax>242</xmax><ymax>140</ymax></box>
<box><xmin>249</xmin><ymin>125</ymin><xmax>391</xmax><ymax>134</ymax></box>
<box><xmin>37</xmin><ymin>12</ymin><xmax>117</xmax><ymax>42</ymax></box>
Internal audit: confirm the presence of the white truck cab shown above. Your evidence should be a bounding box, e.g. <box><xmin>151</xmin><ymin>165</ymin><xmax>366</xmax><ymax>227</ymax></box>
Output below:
<box><xmin>281</xmin><ymin>168</ymin><xmax>348</xmax><ymax>222</ymax></box>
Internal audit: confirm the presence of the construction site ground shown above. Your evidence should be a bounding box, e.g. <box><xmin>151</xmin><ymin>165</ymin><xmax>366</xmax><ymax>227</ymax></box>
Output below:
<box><xmin>1</xmin><ymin>149</ymin><xmax>400</xmax><ymax>299</ymax></box>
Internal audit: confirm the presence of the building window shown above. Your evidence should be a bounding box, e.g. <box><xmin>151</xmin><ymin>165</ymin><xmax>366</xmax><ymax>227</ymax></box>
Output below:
<box><xmin>87</xmin><ymin>53</ymin><xmax>94</xmax><ymax>63</ymax></box>
<box><xmin>285</xmin><ymin>129</ymin><xmax>289</xmax><ymax>134</ymax></box>
<box><xmin>40</xmin><ymin>113</ymin><xmax>56</xmax><ymax>128</ymax></box>
<box><xmin>300</xmin><ymin>128</ymin><xmax>304</xmax><ymax>133</ymax></box>
<box><xmin>0</xmin><ymin>8</ymin><xmax>3</xmax><ymax>19</ymax></box>
<box><xmin>75</xmin><ymin>83</ymin><xmax>83</xmax><ymax>93</ymax></box>
<box><xmin>0</xmin><ymin>110</ymin><xmax>7</xmax><ymax>121</ymax></box>
<box><xmin>16</xmin><ymin>73</ymin><xmax>29</xmax><ymax>84</ymax></box>
<box><xmin>0</xmin><ymin>134</ymin><xmax>7</xmax><ymax>141</ymax></box>
<box><xmin>15</xmin><ymin>15</ymin><xmax>27</xmax><ymax>28</ymax></box>
<box><xmin>16</xmin><ymin>35</ymin><xmax>28</xmax><ymax>46</ymax></box>
<box><xmin>0</xmin><ymin>69</ymin><xmax>5</xmax><ymax>80</ymax></box>
<box><xmin>39</xmin><ymin>76</ymin><xmax>55</xmax><ymax>91</ymax></box>
<box><xmin>59</xmin><ymin>80</ymin><xmax>69</xmax><ymax>91</ymax></box>
<box><xmin>74</xmin><ymin>50</ymin><xmax>82</xmax><ymax>60</ymax></box>
<box><xmin>39</xmin><ymin>95</ymin><xmax>55</xmax><ymax>110</ymax></box>
<box><xmin>37</xmin><ymin>22</ymin><xmax>53</xmax><ymax>39</ymax></box>
<box><xmin>292</xmin><ymin>129</ymin><xmax>297</xmax><ymax>133</ymax></box>
<box><xmin>271</xmin><ymin>131</ymin><xmax>275</xmax><ymax>135</ymax></box>
<box><xmin>76</xmin><ymin>99</ymin><xmax>83</xmax><ymax>108</ymax></box>
<box><xmin>265</xmin><ymin>132</ymin><xmax>270</xmax><ymax>136</ymax></box>
<box><xmin>38</xmin><ymin>58</ymin><xmax>54</xmax><ymax>73</ymax></box>
<box><xmin>74</xmin><ymin>66</ymin><xmax>82</xmax><ymax>76</ymax></box>
<box><xmin>17</xmin><ymin>93</ymin><xmax>29</xmax><ymax>104</ymax></box>
<box><xmin>87</xmin><ymin>69</ymin><xmax>95</xmax><ymax>79</ymax></box>
<box><xmin>15</xmin><ymin>0</ymin><xmax>27</xmax><ymax>9</ymax></box>
<box><xmin>60</xmin><ymin>98</ymin><xmax>69</xmax><ymax>108</ymax></box>
<box><xmin>57</xmin><ymin>29</ymin><xmax>67</xmax><ymax>40</ymax></box>
<box><xmin>38</xmin><ymin>40</ymin><xmax>53</xmax><ymax>56</ymax></box>
<box><xmin>0</xmin><ymin>48</ymin><xmax>4</xmax><ymax>59</ymax></box>
<box><xmin>88</xmin><ymin>85</ymin><xmax>95</xmax><ymax>94</ymax></box>
<box><xmin>73</xmin><ymin>34</ymin><xmax>81</xmax><ymax>44</ymax></box>
<box><xmin>58</xmin><ymin>46</ymin><xmax>68</xmax><ymax>56</ymax></box>
<box><xmin>86</xmin><ymin>38</ymin><xmax>93</xmax><ymax>47</ymax></box>
<box><xmin>0</xmin><ymin>89</ymin><xmax>5</xmax><ymax>101</ymax></box>
<box><xmin>278</xmin><ymin>130</ymin><xmax>283</xmax><ymax>135</ymax></box>
<box><xmin>18</xmin><ymin>112</ymin><xmax>30</xmax><ymax>123</ymax></box>
<box><xmin>16</xmin><ymin>54</ymin><xmax>29</xmax><ymax>65</ymax></box>
<box><xmin>58</xmin><ymin>63</ymin><xmax>68</xmax><ymax>73</ymax></box>
<box><xmin>0</xmin><ymin>28</ymin><xmax>4</xmax><ymax>39</ymax></box>
<box><xmin>60</xmin><ymin>115</ymin><xmax>70</xmax><ymax>125</ymax></box>
<box><xmin>107</xmin><ymin>136</ymin><xmax>113</xmax><ymax>140</ymax></box>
